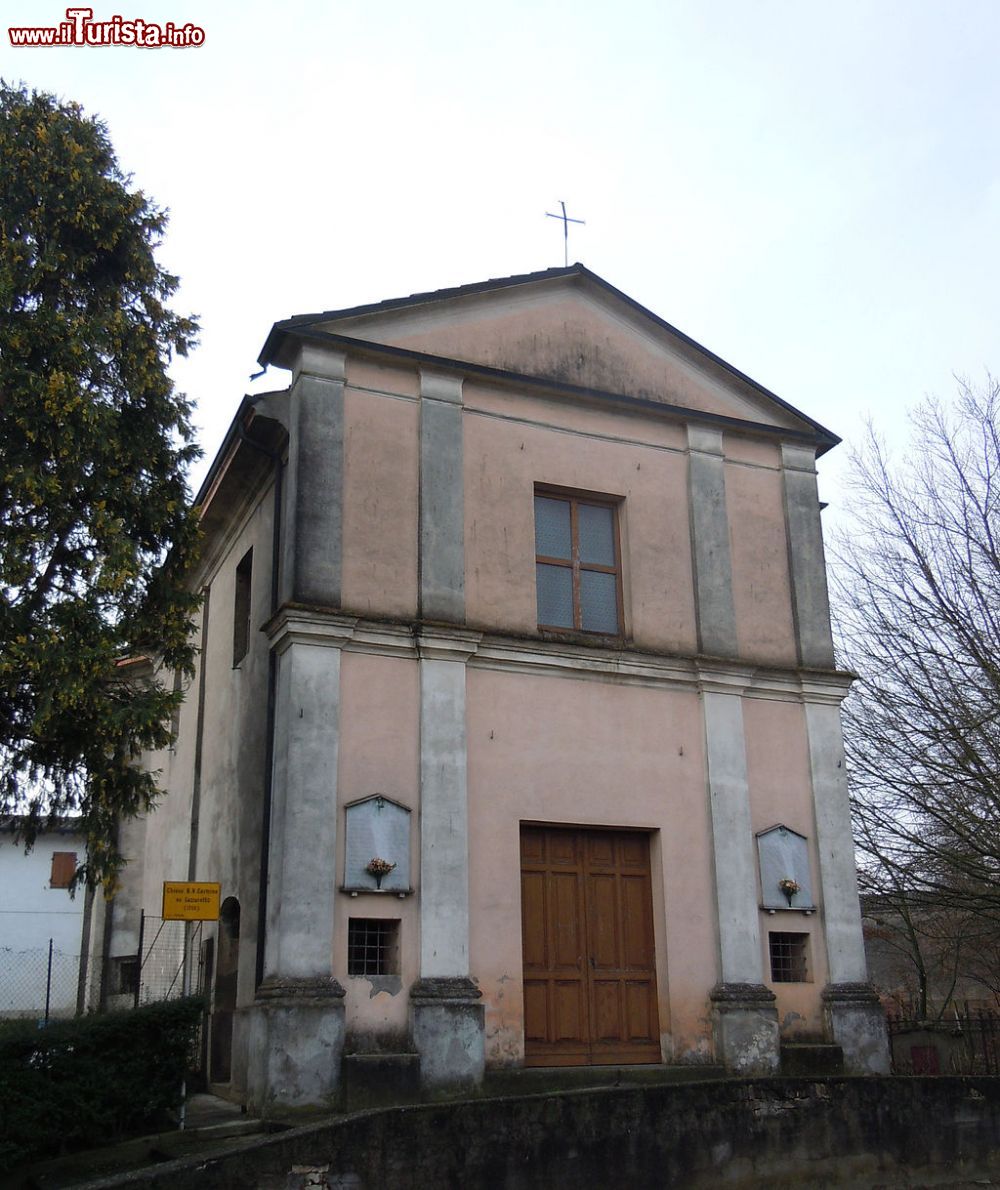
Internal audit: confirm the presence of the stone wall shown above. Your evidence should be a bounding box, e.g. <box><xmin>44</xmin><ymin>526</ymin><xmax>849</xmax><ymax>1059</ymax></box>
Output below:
<box><xmin>94</xmin><ymin>1077</ymin><xmax>1000</xmax><ymax>1189</ymax></box>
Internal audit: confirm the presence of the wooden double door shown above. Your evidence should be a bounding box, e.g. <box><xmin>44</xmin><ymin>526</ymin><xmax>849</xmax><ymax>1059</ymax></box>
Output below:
<box><xmin>520</xmin><ymin>826</ymin><xmax>661</xmax><ymax>1066</ymax></box>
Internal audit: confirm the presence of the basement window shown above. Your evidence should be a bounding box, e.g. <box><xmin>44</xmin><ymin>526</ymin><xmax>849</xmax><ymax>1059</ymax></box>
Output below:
<box><xmin>232</xmin><ymin>548</ymin><xmax>253</xmax><ymax>667</ymax></box>
<box><xmin>113</xmin><ymin>955</ymin><xmax>139</xmax><ymax>996</ymax></box>
<box><xmin>348</xmin><ymin>919</ymin><xmax>399</xmax><ymax>977</ymax></box>
<box><xmin>769</xmin><ymin>932</ymin><xmax>810</xmax><ymax>983</ymax></box>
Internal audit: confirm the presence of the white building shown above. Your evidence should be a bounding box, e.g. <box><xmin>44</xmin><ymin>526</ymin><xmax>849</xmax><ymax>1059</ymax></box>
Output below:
<box><xmin>0</xmin><ymin>819</ymin><xmax>93</xmax><ymax>1018</ymax></box>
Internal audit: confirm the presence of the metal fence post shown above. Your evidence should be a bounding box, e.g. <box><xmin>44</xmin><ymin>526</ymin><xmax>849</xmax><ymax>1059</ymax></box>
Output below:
<box><xmin>44</xmin><ymin>937</ymin><xmax>53</xmax><ymax>1025</ymax></box>
<box><xmin>134</xmin><ymin>909</ymin><xmax>145</xmax><ymax>1009</ymax></box>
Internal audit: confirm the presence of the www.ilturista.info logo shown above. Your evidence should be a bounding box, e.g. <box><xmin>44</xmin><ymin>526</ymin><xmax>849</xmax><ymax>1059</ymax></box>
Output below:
<box><xmin>9</xmin><ymin>7</ymin><xmax>204</xmax><ymax>47</ymax></box>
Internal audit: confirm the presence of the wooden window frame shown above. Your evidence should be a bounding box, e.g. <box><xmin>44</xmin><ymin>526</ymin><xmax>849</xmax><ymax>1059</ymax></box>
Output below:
<box><xmin>534</xmin><ymin>487</ymin><xmax>623</xmax><ymax>636</ymax></box>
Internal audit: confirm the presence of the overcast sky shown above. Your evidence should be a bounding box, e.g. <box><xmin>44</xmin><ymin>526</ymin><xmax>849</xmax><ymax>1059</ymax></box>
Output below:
<box><xmin>5</xmin><ymin>0</ymin><xmax>998</xmax><ymax>509</ymax></box>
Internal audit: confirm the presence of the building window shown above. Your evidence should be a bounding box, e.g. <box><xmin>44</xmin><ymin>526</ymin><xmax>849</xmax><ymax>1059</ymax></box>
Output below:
<box><xmin>534</xmin><ymin>491</ymin><xmax>621</xmax><ymax>633</ymax></box>
<box><xmin>348</xmin><ymin>918</ymin><xmax>399</xmax><ymax>977</ymax></box>
<box><xmin>49</xmin><ymin>851</ymin><xmax>77</xmax><ymax>888</ymax></box>
<box><xmin>233</xmin><ymin>547</ymin><xmax>253</xmax><ymax>667</ymax></box>
<box><xmin>769</xmin><ymin>932</ymin><xmax>810</xmax><ymax>983</ymax></box>
<box><xmin>113</xmin><ymin>955</ymin><xmax>140</xmax><ymax>996</ymax></box>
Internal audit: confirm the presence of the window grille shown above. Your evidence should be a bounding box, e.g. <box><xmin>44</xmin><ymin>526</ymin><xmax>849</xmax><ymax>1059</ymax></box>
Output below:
<box><xmin>347</xmin><ymin>918</ymin><xmax>399</xmax><ymax>977</ymax></box>
<box><xmin>769</xmin><ymin>932</ymin><xmax>809</xmax><ymax>982</ymax></box>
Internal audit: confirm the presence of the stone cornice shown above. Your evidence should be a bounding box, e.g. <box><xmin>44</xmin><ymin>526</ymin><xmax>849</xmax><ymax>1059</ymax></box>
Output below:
<box><xmin>259</xmin><ymin>608</ymin><xmax>854</xmax><ymax>702</ymax></box>
<box><xmin>264</xmin><ymin>605</ymin><xmax>359</xmax><ymax>654</ymax></box>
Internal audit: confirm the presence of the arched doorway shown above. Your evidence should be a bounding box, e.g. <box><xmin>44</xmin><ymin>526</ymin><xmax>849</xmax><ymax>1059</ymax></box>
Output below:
<box><xmin>211</xmin><ymin>897</ymin><xmax>240</xmax><ymax>1083</ymax></box>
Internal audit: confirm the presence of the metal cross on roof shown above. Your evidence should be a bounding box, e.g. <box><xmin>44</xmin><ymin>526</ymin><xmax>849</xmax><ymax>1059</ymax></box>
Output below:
<box><xmin>546</xmin><ymin>201</ymin><xmax>585</xmax><ymax>267</ymax></box>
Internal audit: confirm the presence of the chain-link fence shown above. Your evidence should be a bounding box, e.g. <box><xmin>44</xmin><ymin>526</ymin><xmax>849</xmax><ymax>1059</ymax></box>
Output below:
<box><xmin>1</xmin><ymin>914</ymin><xmax>205</xmax><ymax>1022</ymax></box>
<box><xmin>135</xmin><ymin>913</ymin><xmax>205</xmax><ymax>1005</ymax></box>
<box><xmin>0</xmin><ymin>940</ymin><xmax>84</xmax><ymax>1021</ymax></box>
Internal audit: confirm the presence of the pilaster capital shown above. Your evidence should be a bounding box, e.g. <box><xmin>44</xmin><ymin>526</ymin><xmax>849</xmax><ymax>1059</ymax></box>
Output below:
<box><xmin>780</xmin><ymin>442</ymin><xmax>818</xmax><ymax>473</ymax></box>
<box><xmin>419</xmin><ymin>369</ymin><xmax>463</xmax><ymax>405</ymax></box>
<box><xmin>800</xmin><ymin>671</ymin><xmax>855</xmax><ymax>705</ymax></box>
<box><xmin>417</xmin><ymin>626</ymin><xmax>482</xmax><ymax>662</ymax></box>
<box><xmin>265</xmin><ymin>604</ymin><xmax>358</xmax><ymax>654</ymax></box>
<box><xmin>687</xmin><ymin>424</ymin><xmax>725</xmax><ymax>456</ymax></box>
<box><xmin>292</xmin><ymin>343</ymin><xmax>347</xmax><ymax>385</ymax></box>
<box><xmin>696</xmin><ymin>662</ymin><xmax>757</xmax><ymax>696</ymax></box>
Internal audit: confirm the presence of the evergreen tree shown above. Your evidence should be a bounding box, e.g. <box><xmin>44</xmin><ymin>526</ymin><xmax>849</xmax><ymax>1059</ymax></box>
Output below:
<box><xmin>0</xmin><ymin>82</ymin><xmax>201</xmax><ymax>886</ymax></box>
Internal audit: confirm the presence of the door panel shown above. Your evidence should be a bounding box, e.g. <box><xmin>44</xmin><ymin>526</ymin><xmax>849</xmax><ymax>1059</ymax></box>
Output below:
<box><xmin>552</xmin><ymin>872</ymin><xmax>584</xmax><ymax>966</ymax></box>
<box><xmin>521</xmin><ymin>870</ymin><xmax>547</xmax><ymax>967</ymax></box>
<box><xmin>521</xmin><ymin>827</ymin><xmax>660</xmax><ymax>1066</ymax></box>
<box><xmin>588</xmin><ymin>872</ymin><xmax>619</xmax><ymax>968</ymax></box>
<box><xmin>523</xmin><ymin>980</ymin><xmax>549</xmax><ymax>1042</ymax></box>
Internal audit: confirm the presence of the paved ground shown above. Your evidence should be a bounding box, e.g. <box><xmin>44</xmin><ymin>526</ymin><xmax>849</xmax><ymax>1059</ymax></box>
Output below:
<box><xmin>5</xmin><ymin>1093</ymin><xmax>272</xmax><ymax>1189</ymax></box>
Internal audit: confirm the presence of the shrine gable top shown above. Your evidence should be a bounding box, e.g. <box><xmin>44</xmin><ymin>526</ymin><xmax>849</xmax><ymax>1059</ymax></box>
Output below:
<box><xmin>259</xmin><ymin>264</ymin><xmax>838</xmax><ymax>452</ymax></box>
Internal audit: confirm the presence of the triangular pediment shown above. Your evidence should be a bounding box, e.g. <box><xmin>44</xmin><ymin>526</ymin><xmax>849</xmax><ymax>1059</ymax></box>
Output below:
<box><xmin>266</xmin><ymin>267</ymin><xmax>834</xmax><ymax>442</ymax></box>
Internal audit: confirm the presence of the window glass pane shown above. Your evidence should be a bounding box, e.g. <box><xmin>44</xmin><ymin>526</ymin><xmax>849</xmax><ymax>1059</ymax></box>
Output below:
<box><xmin>577</xmin><ymin>503</ymin><xmax>615</xmax><ymax>565</ymax></box>
<box><xmin>536</xmin><ymin>563</ymin><xmax>574</xmax><ymax>627</ymax></box>
<box><xmin>534</xmin><ymin>496</ymin><xmax>571</xmax><ymax>560</ymax></box>
<box><xmin>580</xmin><ymin>570</ymin><xmax>619</xmax><ymax>633</ymax></box>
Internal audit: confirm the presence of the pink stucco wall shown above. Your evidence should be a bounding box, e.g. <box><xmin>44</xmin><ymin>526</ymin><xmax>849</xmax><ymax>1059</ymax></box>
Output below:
<box><xmin>462</xmin><ymin>386</ymin><xmax>698</xmax><ymax>651</ymax></box>
<box><xmin>466</xmin><ymin>667</ymin><xmax>718</xmax><ymax>1066</ymax></box>
<box><xmin>744</xmin><ymin>696</ymin><xmax>829</xmax><ymax>1035</ymax></box>
<box><xmin>724</xmin><ymin>449</ymin><xmax>798</xmax><ymax>665</ymax></box>
<box><xmin>336</xmin><ymin>652</ymin><xmax>420</xmax><ymax>1040</ymax></box>
<box><xmin>341</xmin><ymin>364</ymin><xmax>419</xmax><ymax>619</ymax></box>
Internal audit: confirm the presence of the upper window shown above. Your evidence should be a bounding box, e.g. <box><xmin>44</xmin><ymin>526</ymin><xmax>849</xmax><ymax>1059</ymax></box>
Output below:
<box><xmin>534</xmin><ymin>491</ymin><xmax>621</xmax><ymax>634</ymax></box>
<box><xmin>232</xmin><ymin>548</ymin><xmax>253</xmax><ymax>667</ymax></box>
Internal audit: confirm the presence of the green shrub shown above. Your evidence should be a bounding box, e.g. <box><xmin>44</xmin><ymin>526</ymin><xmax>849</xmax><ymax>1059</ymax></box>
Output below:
<box><xmin>0</xmin><ymin>996</ymin><xmax>204</xmax><ymax>1172</ymax></box>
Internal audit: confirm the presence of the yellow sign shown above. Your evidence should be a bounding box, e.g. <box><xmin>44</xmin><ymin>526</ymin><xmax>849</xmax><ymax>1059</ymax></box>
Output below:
<box><xmin>162</xmin><ymin>882</ymin><xmax>221</xmax><ymax>921</ymax></box>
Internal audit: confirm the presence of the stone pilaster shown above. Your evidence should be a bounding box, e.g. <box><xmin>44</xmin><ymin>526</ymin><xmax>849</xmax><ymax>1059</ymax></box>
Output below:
<box><xmin>281</xmin><ymin>344</ymin><xmax>345</xmax><ymax>607</ymax></box>
<box><xmin>702</xmin><ymin>683</ymin><xmax>779</xmax><ymax>1073</ymax></box>
<box><xmin>247</xmin><ymin>610</ymin><xmax>355</xmax><ymax>1113</ymax></box>
<box><xmin>412</xmin><ymin>629</ymin><xmax>484</xmax><ymax>1091</ymax></box>
<box><xmin>710</xmin><ymin>983</ymin><xmax>780</xmax><ymax>1074</ymax></box>
<box><xmin>246</xmin><ymin>976</ymin><xmax>346</xmax><ymax>1116</ymax></box>
<box><xmin>687</xmin><ymin>425</ymin><xmax>738</xmax><ymax>658</ymax></box>
<box><xmin>410</xmin><ymin>976</ymin><xmax>484</xmax><ymax>1092</ymax></box>
<box><xmin>823</xmin><ymin>983</ymin><xmax>891</xmax><ymax>1075</ymax></box>
<box><xmin>419</xmin><ymin>370</ymin><xmax>465</xmax><ymax>623</ymax></box>
<box><xmin>804</xmin><ymin>685</ymin><xmax>890</xmax><ymax>1073</ymax></box>
<box><xmin>781</xmin><ymin>444</ymin><xmax>835</xmax><ymax>668</ymax></box>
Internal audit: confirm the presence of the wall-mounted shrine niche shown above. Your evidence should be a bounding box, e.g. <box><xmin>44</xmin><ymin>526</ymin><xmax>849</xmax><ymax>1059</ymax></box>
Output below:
<box><xmin>343</xmin><ymin>795</ymin><xmax>412</xmax><ymax>895</ymax></box>
<box><xmin>756</xmin><ymin>824</ymin><xmax>815</xmax><ymax>912</ymax></box>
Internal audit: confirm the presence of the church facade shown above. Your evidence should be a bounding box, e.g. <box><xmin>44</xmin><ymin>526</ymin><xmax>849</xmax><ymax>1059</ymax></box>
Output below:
<box><xmin>107</xmin><ymin>265</ymin><xmax>888</xmax><ymax>1110</ymax></box>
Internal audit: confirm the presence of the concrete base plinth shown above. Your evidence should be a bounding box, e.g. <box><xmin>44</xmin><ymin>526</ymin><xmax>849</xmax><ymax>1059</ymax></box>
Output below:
<box><xmin>343</xmin><ymin>1052</ymin><xmax>422</xmax><ymax>1110</ymax></box>
<box><xmin>245</xmin><ymin>976</ymin><xmax>346</xmax><ymax>1116</ymax></box>
<box><xmin>823</xmin><ymin>982</ymin><xmax>891</xmax><ymax>1074</ymax></box>
<box><xmin>410</xmin><ymin>976</ymin><xmax>484</xmax><ymax>1092</ymax></box>
<box><xmin>710</xmin><ymin>983</ymin><xmax>780</xmax><ymax>1074</ymax></box>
